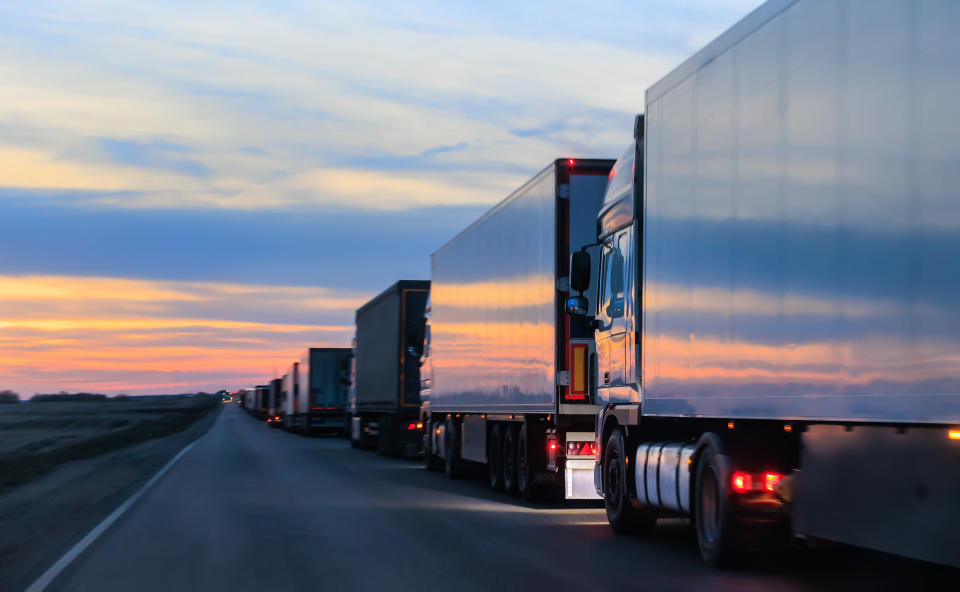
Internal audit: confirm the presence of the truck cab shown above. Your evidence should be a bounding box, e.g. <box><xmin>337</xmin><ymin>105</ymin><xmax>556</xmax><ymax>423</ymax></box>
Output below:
<box><xmin>593</xmin><ymin>136</ymin><xmax>641</xmax><ymax>408</ymax></box>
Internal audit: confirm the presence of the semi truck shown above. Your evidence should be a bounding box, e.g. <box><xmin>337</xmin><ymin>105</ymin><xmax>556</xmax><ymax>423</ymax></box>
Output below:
<box><xmin>252</xmin><ymin>384</ymin><xmax>269</xmax><ymax>419</ymax></box>
<box><xmin>566</xmin><ymin>0</ymin><xmax>960</xmax><ymax>567</ymax></box>
<box><xmin>420</xmin><ymin>158</ymin><xmax>614</xmax><ymax>501</ymax></box>
<box><xmin>240</xmin><ymin>387</ymin><xmax>254</xmax><ymax>411</ymax></box>
<box><xmin>288</xmin><ymin>348</ymin><xmax>352</xmax><ymax>435</ymax></box>
<box><xmin>350</xmin><ymin>280</ymin><xmax>429</xmax><ymax>456</ymax></box>
<box><xmin>266</xmin><ymin>377</ymin><xmax>283</xmax><ymax>427</ymax></box>
<box><xmin>281</xmin><ymin>364</ymin><xmax>298</xmax><ymax>430</ymax></box>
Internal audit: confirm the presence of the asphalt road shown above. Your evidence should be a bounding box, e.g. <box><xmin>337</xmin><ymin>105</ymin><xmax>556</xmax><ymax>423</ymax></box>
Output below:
<box><xmin>43</xmin><ymin>403</ymin><xmax>953</xmax><ymax>591</ymax></box>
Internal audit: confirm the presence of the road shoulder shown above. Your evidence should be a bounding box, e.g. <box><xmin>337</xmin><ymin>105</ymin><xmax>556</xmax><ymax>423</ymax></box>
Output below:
<box><xmin>0</xmin><ymin>407</ymin><xmax>220</xmax><ymax>592</ymax></box>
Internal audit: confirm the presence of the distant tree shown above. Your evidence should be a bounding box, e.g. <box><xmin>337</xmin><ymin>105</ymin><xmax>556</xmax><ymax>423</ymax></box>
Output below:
<box><xmin>31</xmin><ymin>392</ymin><xmax>107</xmax><ymax>402</ymax></box>
<box><xmin>0</xmin><ymin>390</ymin><xmax>19</xmax><ymax>404</ymax></box>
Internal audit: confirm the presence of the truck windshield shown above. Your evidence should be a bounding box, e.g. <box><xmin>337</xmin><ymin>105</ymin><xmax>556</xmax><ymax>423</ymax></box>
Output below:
<box><xmin>604</xmin><ymin>145</ymin><xmax>634</xmax><ymax>206</ymax></box>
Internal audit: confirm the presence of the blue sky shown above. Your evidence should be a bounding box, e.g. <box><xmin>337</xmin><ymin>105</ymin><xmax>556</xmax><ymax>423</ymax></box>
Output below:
<box><xmin>0</xmin><ymin>0</ymin><xmax>761</xmax><ymax>395</ymax></box>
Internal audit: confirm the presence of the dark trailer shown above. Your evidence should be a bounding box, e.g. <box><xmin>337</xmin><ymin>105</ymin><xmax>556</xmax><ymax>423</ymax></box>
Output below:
<box><xmin>290</xmin><ymin>347</ymin><xmax>352</xmax><ymax>435</ymax></box>
<box><xmin>350</xmin><ymin>280</ymin><xmax>429</xmax><ymax>456</ymax></box>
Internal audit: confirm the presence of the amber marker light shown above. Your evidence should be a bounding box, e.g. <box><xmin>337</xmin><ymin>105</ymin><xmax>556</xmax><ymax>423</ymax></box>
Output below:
<box><xmin>727</xmin><ymin>421</ymin><xmax>735</xmax><ymax>430</ymax></box>
<box><xmin>949</xmin><ymin>429</ymin><xmax>960</xmax><ymax>440</ymax></box>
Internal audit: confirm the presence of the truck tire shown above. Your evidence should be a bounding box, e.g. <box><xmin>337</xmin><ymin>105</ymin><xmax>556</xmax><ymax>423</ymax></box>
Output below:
<box><xmin>488</xmin><ymin>423</ymin><xmax>505</xmax><ymax>492</ymax></box>
<box><xmin>502</xmin><ymin>424</ymin><xmax>520</xmax><ymax>496</ymax></box>
<box><xmin>516</xmin><ymin>422</ymin><xmax>539</xmax><ymax>501</ymax></box>
<box><xmin>378</xmin><ymin>414</ymin><xmax>393</xmax><ymax>456</ymax></box>
<box><xmin>444</xmin><ymin>418</ymin><xmax>463</xmax><ymax>479</ymax></box>
<box><xmin>604</xmin><ymin>427</ymin><xmax>657</xmax><ymax>535</ymax></box>
<box><xmin>694</xmin><ymin>437</ymin><xmax>739</xmax><ymax>568</ymax></box>
<box><xmin>359</xmin><ymin>417</ymin><xmax>376</xmax><ymax>450</ymax></box>
<box><xmin>424</xmin><ymin>419</ymin><xmax>443</xmax><ymax>471</ymax></box>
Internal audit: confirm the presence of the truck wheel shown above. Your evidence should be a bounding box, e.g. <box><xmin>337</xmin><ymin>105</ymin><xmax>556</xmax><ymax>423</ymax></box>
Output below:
<box><xmin>378</xmin><ymin>414</ymin><xmax>393</xmax><ymax>456</ymax></box>
<box><xmin>424</xmin><ymin>419</ymin><xmax>442</xmax><ymax>471</ymax></box>
<box><xmin>444</xmin><ymin>419</ymin><xmax>462</xmax><ymax>479</ymax></box>
<box><xmin>604</xmin><ymin>427</ymin><xmax>657</xmax><ymax>534</ymax></box>
<box><xmin>359</xmin><ymin>417</ymin><xmax>376</xmax><ymax>450</ymax></box>
<box><xmin>516</xmin><ymin>422</ymin><xmax>538</xmax><ymax>501</ymax></box>
<box><xmin>488</xmin><ymin>423</ymin><xmax>504</xmax><ymax>492</ymax></box>
<box><xmin>502</xmin><ymin>424</ymin><xmax>520</xmax><ymax>496</ymax></box>
<box><xmin>694</xmin><ymin>440</ymin><xmax>739</xmax><ymax>568</ymax></box>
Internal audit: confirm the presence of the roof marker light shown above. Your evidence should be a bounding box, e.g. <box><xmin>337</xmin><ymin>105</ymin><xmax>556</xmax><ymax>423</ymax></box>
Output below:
<box><xmin>568</xmin><ymin>159</ymin><xmax>575</xmax><ymax>166</ymax></box>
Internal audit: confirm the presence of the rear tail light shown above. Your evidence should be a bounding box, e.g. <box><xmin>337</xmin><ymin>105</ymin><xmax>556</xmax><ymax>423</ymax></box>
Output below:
<box><xmin>763</xmin><ymin>472</ymin><xmax>783</xmax><ymax>492</ymax></box>
<box><xmin>546</xmin><ymin>432</ymin><xmax>558</xmax><ymax>471</ymax></box>
<box><xmin>731</xmin><ymin>471</ymin><xmax>785</xmax><ymax>493</ymax></box>
<box><xmin>731</xmin><ymin>471</ymin><xmax>751</xmax><ymax>493</ymax></box>
<box><xmin>407</xmin><ymin>423</ymin><xmax>419</xmax><ymax>431</ymax></box>
<box><xmin>566</xmin><ymin>441</ymin><xmax>597</xmax><ymax>457</ymax></box>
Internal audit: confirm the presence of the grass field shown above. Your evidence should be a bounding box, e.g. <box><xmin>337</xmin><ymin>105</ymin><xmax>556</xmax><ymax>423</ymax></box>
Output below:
<box><xmin>0</xmin><ymin>396</ymin><xmax>219</xmax><ymax>491</ymax></box>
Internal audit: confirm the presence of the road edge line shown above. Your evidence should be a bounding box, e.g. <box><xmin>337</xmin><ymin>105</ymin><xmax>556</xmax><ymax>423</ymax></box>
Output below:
<box><xmin>24</xmin><ymin>439</ymin><xmax>198</xmax><ymax>592</ymax></box>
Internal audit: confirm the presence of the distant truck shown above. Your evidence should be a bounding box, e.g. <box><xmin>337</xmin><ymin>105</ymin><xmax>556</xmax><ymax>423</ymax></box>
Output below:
<box><xmin>241</xmin><ymin>388</ymin><xmax>254</xmax><ymax>411</ymax></box>
<box><xmin>266</xmin><ymin>378</ymin><xmax>283</xmax><ymax>427</ymax></box>
<box><xmin>254</xmin><ymin>384</ymin><xmax>270</xmax><ymax>419</ymax></box>
<box><xmin>566</xmin><ymin>0</ymin><xmax>960</xmax><ymax>568</ymax></box>
<box><xmin>421</xmin><ymin>158</ymin><xmax>614</xmax><ymax>500</ymax></box>
<box><xmin>285</xmin><ymin>348</ymin><xmax>352</xmax><ymax>435</ymax></box>
<box><xmin>280</xmin><ymin>363</ymin><xmax>299</xmax><ymax>429</ymax></box>
<box><xmin>350</xmin><ymin>280</ymin><xmax>430</xmax><ymax>456</ymax></box>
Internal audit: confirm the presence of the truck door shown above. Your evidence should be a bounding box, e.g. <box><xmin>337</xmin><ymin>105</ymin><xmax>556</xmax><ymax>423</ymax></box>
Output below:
<box><xmin>596</xmin><ymin>229</ymin><xmax>629</xmax><ymax>404</ymax></box>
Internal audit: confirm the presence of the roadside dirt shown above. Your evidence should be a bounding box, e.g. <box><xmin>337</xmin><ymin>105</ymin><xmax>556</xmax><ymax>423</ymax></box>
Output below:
<box><xmin>0</xmin><ymin>397</ymin><xmax>219</xmax><ymax>491</ymax></box>
<box><xmin>0</xmin><ymin>406</ymin><xmax>220</xmax><ymax>592</ymax></box>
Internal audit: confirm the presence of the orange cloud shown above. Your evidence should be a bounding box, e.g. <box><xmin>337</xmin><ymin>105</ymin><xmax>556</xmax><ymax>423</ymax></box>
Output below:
<box><xmin>0</xmin><ymin>274</ymin><xmax>364</xmax><ymax>396</ymax></box>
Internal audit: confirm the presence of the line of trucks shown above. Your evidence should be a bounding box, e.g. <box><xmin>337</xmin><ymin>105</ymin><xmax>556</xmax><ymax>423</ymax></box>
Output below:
<box><xmin>238</xmin><ymin>0</ymin><xmax>960</xmax><ymax>569</ymax></box>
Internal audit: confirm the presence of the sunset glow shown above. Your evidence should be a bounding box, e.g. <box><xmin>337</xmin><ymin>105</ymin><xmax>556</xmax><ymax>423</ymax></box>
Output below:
<box><xmin>0</xmin><ymin>0</ymin><xmax>757</xmax><ymax>396</ymax></box>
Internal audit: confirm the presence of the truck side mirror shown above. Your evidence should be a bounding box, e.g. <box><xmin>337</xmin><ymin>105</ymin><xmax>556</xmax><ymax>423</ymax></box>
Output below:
<box><xmin>570</xmin><ymin>251</ymin><xmax>591</xmax><ymax>293</ymax></box>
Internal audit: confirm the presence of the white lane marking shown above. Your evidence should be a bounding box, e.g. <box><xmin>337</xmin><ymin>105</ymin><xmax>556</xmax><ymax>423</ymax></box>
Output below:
<box><xmin>24</xmin><ymin>440</ymin><xmax>198</xmax><ymax>592</ymax></box>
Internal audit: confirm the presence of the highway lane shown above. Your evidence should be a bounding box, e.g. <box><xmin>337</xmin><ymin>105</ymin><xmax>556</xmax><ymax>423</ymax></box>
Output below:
<box><xmin>45</xmin><ymin>403</ymin><xmax>953</xmax><ymax>591</ymax></box>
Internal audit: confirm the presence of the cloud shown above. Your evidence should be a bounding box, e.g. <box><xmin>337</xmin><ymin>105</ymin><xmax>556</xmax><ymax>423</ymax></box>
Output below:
<box><xmin>0</xmin><ymin>0</ymin><xmax>736</xmax><ymax>210</ymax></box>
<box><xmin>511</xmin><ymin>120</ymin><xmax>569</xmax><ymax>139</ymax></box>
<box><xmin>98</xmin><ymin>137</ymin><xmax>213</xmax><ymax>178</ymax></box>
<box><xmin>0</xmin><ymin>191</ymin><xmax>484</xmax><ymax>291</ymax></box>
<box><xmin>0</xmin><ymin>0</ymin><xmax>766</xmax><ymax>395</ymax></box>
<box><xmin>0</xmin><ymin>274</ymin><xmax>362</xmax><ymax>395</ymax></box>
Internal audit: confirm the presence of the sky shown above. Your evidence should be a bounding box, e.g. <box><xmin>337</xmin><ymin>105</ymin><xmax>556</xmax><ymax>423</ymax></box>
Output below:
<box><xmin>0</xmin><ymin>0</ymin><xmax>762</xmax><ymax>396</ymax></box>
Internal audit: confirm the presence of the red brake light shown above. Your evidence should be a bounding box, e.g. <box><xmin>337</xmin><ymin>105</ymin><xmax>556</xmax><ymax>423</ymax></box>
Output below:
<box><xmin>565</xmin><ymin>441</ymin><xmax>598</xmax><ymax>457</ymax></box>
<box><xmin>546</xmin><ymin>433</ymin><xmax>558</xmax><ymax>470</ymax></box>
<box><xmin>407</xmin><ymin>423</ymin><xmax>418</xmax><ymax>430</ymax></box>
<box><xmin>764</xmin><ymin>472</ymin><xmax>783</xmax><ymax>492</ymax></box>
<box><xmin>731</xmin><ymin>471</ymin><xmax>750</xmax><ymax>493</ymax></box>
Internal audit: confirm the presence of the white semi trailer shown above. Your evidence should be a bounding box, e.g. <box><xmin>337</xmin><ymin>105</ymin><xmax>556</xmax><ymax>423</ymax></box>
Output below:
<box><xmin>566</xmin><ymin>0</ymin><xmax>960</xmax><ymax>567</ymax></box>
<box><xmin>421</xmin><ymin>158</ymin><xmax>614</xmax><ymax>500</ymax></box>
